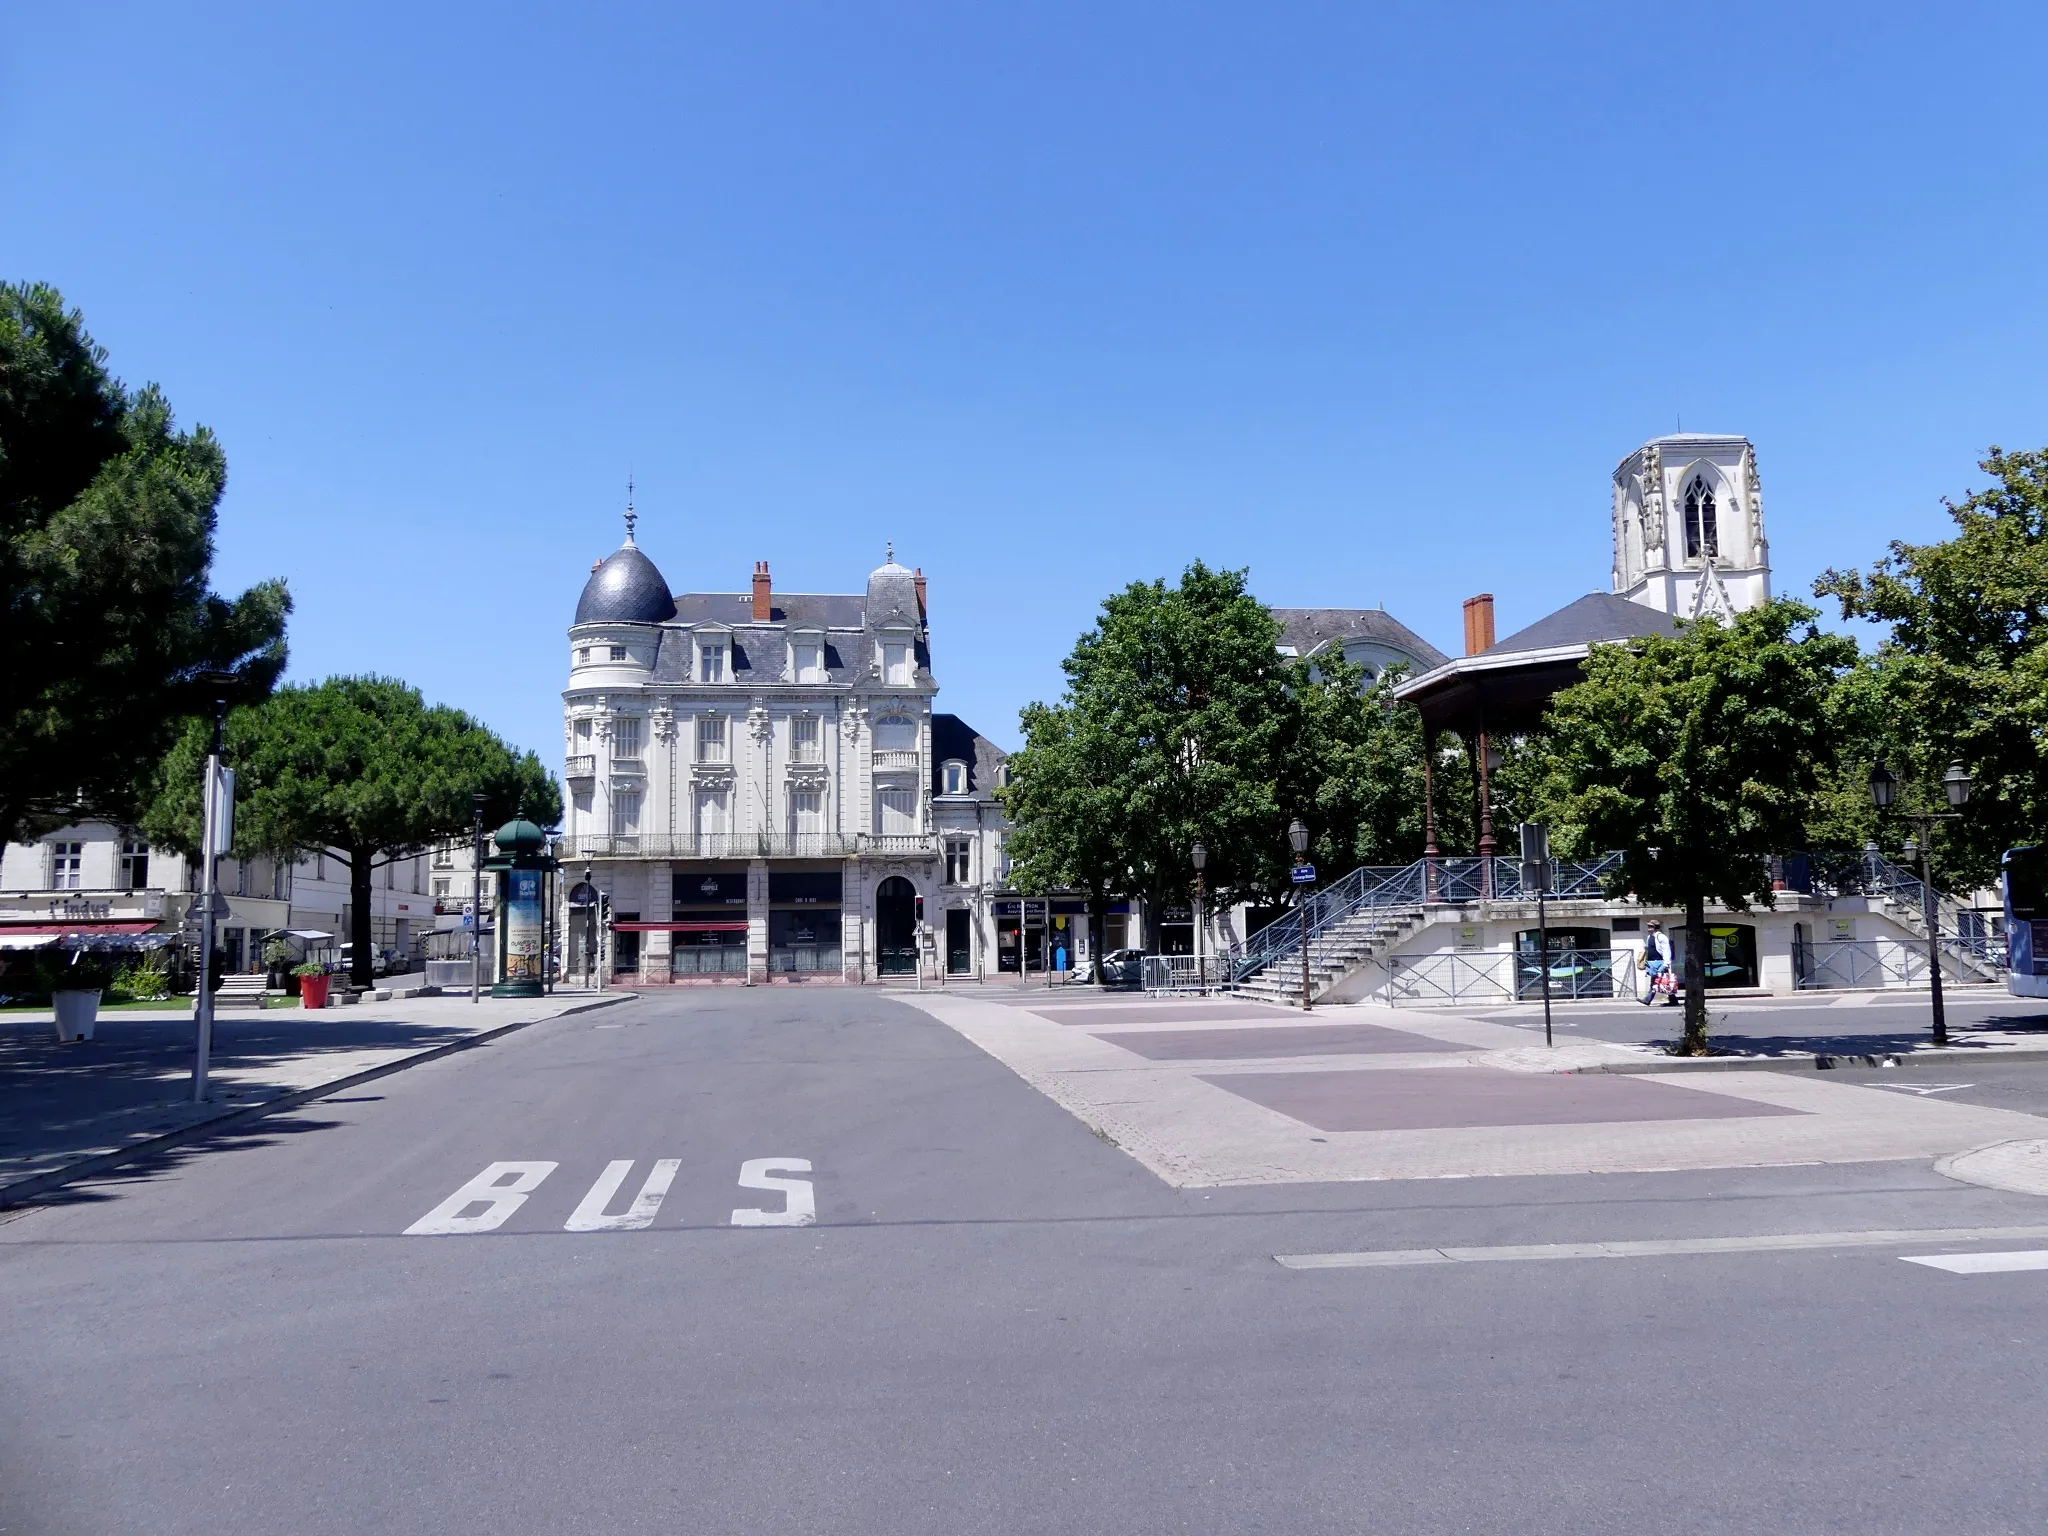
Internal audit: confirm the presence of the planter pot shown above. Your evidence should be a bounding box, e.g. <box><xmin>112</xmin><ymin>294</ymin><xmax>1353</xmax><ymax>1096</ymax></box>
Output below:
<box><xmin>52</xmin><ymin>989</ymin><xmax>102</xmax><ymax>1043</ymax></box>
<box><xmin>299</xmin><ymin>973</ymin><xmax>332</xmax><ymax>1010</ymax></box>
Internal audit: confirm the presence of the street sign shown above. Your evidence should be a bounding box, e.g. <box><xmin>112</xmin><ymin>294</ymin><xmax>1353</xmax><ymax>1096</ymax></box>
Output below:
<box><xmin>1290</xmin><ymin>864</ymin><xmax>1316</xmax><ymax>885</ymax></box>
<box><xmin>462</xmin><ymin>901</ymin><xmax>476</xmax><ymax>929</ymax></box>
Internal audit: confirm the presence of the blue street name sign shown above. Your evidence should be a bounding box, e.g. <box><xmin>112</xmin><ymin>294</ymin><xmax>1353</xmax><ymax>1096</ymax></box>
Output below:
<box><xmin>1290</xmin><ymin>864</ymin><xmax>1316</xmax><ymax>884</ymax></box>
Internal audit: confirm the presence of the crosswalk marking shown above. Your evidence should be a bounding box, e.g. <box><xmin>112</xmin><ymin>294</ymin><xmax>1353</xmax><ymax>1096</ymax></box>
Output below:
<box><xmin>1901</xmin><ymin>1250</ymin><xmax>2048</xmax><ymax>1274</ymax></box>
<box><xmin>564</xmin><ymin>1159</ymin><xmax>681</xmax><ymax>1232</ymax></box>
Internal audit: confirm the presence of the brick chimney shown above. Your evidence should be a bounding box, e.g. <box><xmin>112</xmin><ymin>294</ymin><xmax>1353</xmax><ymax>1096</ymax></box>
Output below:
<box><xmin>913</xmin><ymin>567</ymin><xmax>927</xmax><ymax>619</ymax></box>
<box><xmin>1462</xmin><ymin>593</ymin><xmax>1496</xmax><ymax>655</ymax></box>
<box><xmin>751</xmin><ymin>561</ymin><xmax>772</xmax><ymax>620</ymax></box>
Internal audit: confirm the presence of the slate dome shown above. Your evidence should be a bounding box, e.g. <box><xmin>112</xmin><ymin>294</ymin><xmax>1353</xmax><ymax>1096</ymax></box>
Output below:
<box><xmin>575</xmin><ymin>538</ymin><xmax>677</xmax><ymax>625</ymax></box>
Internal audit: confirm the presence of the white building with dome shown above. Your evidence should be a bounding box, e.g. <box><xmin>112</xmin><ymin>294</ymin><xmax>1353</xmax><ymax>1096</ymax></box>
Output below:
<box><xmin>561</xmin><ymin>518</ymin><xmax>1018</xmax><ymax>984</ymax></box>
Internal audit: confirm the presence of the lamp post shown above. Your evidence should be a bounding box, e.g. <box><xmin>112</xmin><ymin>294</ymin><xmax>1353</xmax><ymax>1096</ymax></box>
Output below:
<box><xmin>191</xmin><ymin>686</ymin><xmax>233</xmax><ymax>1101</ymax></box>
<box><xmin>1190</xmin><ymin>840</ymin><xmax>1208</xmax><ymax>994</ymax></box>
<box><xmin>1289</xmin><ymin>818</ymin><xmax>1313</xmax><ymax>1010</ymax></box>
<box><xmin>470</xmin><ymin>792</ymin><xmax>487</xmax><ymax>1004</ymax></box>
<box><xmin>1869</xmin><ymin>761</ymin><xmax>1972</xmax><ymax>1047</ymax></box>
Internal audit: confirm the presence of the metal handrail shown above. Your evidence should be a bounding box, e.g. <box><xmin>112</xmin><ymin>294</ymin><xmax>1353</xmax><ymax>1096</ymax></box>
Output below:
<box><xmin>1225</xmin><ymin>853</ymin><xmax>1628</xmax><ymax>985</ymax></box>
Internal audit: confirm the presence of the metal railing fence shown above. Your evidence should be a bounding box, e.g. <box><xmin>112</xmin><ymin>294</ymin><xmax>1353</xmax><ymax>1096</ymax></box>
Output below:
<box><xmin>1793</xmin><ymin>936</ymin><xmax>2008</xmax><ymax>991</ymax></box>
<box><xmin>1226</xmin><ymin>853</ymin><xmax>1628</xmax><ymax>986</ymax></box>
<box><xmin>1388</xmin><ymin>947</ymin><xmax>1622</xmax><ymax>1006</ymax></box>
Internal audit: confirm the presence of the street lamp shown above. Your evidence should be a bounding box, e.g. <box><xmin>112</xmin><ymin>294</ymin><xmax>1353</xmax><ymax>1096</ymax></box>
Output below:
<box><xmin>1190</xmin><ymin>840</ymin><xmax>1208</xmax><ymax>993</ymax></box>
<box><xmin>470</xmin><ymin>792</ymin><xmax>487</xmax><ymax>1004</ymax></box>
<box><xmin>1869</xmin><ymin>760</ymin><xmax>1972</xmax><ymax>1046</ymax></box>
<box><xmin>1288</xmin><ymin>818</ymin><xmax>1313</xmax><ymax>1010</ymax></box>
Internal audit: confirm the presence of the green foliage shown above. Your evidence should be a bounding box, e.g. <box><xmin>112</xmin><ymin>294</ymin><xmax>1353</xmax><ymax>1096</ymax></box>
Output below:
<box><xmin>292</xmin><ymin>959</ymin><xmax>330</xmax><ymax>978</ymax></box>
<box><xmin>0</xmin><ymin>282</ymin><xmax>290</xmax><ymax>843</ymax></box>
<box><xmin>143</xmin><ymin>675</ymin><xmax>559</xmax><ymax>985</ymax></box>
<box><xmin>109</xmin><ymin>951</ymin><xmax>173</xmax><ymax>1002</ymax></box>
<box><xmin>45</xmin><ymin>948</ymin><xmax>120</xmax><ymax>993</ymax></box>
<box><xmin>1816</xmin><ymin>446</ymin><xmax>2048</xmax><ymax>885</ymax></box>
<box><xmin>1000</xmin><ymin>562</ymin><xmax>1434</xmax><ymax>923</ymax></box>
<box><xmin>1538</xmin><ymin>601</ymin><xmax>1856</xmax><ymax>1051</ymax></box>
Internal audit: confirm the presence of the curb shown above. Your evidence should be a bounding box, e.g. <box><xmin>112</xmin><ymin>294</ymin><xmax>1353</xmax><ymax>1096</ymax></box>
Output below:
<box><xmin>0</xmin><ymin>992</ymin><xmax>635</xmax><ymax>1210</ymax></box>
<box><xmin>1573</xmin><ymin>1042</ymin><xmax>2048</xmax><ymax>1075</ymax></box>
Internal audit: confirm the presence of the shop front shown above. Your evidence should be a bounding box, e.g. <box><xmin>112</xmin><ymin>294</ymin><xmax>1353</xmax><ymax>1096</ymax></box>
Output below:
<box><xmin>670</xmin><ymin>865</ymin><xmax>748</xmax><ymax>978</ymax></box>
<box><xmin>770</xmin><ymin>869</ymin><xmax>842</xmax><ymax>976</ymax></box>
<box><xmin>993</xmin><ymin>898</ymin><xmax>1093</xmax><ymax>974</ymax></box>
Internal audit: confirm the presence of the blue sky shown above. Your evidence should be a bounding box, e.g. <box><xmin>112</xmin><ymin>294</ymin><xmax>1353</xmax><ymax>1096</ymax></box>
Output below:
<box><xmin>8</xmin><ymin>2</ymin><xmax>2045</xmax><ymax>761</ymax></box>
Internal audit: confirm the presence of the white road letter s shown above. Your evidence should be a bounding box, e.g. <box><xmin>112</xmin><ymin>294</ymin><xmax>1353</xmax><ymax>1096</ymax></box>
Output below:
<box><xmin>404</xmin><ymin>1161</ymin><xmax>558</xmax><ymax>1235</ymax></box>
<box><xmin>730</xmin><ymin>1158</ymin><xmax>815</xmax><ymax>1227</ymax></box>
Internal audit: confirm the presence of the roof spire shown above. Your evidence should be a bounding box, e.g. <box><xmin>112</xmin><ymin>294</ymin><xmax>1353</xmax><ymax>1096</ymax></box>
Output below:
<box><xmin>886</xmin><ymin>539</ymin><xmax>895</xmax><ymax>564</ymax></box>
<box><xmin>624</xmin><ymin>476</ymin><xmax>637</xmax><ymax>545</ymax></box>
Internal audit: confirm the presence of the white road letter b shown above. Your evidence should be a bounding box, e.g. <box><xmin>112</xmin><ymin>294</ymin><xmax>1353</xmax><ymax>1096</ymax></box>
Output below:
<box><xmin>404</xmin><ymin>1161</ymin><xmax>558</xmax><ymax>1235</ymax></box>
<box><xmin>730</xmin><ymin>1158</ymin><xmax>815</xmax><ymax>1227</ymax></box>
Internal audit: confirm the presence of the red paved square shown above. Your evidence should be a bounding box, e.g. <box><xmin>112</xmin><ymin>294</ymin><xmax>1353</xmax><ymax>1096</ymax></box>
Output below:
<box><xmin>1093</xmin><ymin>1024</ymin><xmax>1456</xmax><ymax>1060</ymax></box>
<box><xmin>1198</xmin><ymin>1068</ymin><xmax>1805</xmax><ymax>1132</ymax></box>
<box><xmin>1038</xmin><ymin>1005</ymin><xmax>1287</xmax><ymax>1027</ymax></box>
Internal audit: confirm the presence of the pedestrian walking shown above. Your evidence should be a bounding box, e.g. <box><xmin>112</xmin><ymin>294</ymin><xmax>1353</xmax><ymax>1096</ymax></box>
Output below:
<box><xmin>1640</xmin><ymin>920</ymin><xmax>1677</xmax><ymax>1006</ymax></box>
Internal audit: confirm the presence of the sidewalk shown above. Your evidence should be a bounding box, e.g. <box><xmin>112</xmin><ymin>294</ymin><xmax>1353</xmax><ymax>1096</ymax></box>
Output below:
<box><xmin>0</xmin><ymin>990</ymin><xmax>630</xmax><ymax>1202</ymax></box>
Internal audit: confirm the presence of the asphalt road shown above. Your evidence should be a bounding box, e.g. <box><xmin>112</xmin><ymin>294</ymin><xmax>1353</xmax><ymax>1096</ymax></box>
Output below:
<box><xmin>6</xmin><ymin>986</ymin><xmax>2048</xmax><ymax>1535</ymax></box>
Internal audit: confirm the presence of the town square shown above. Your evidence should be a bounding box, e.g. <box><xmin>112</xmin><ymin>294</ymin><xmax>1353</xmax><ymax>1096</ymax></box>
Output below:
<box><xmin>5</xmin><ymin>5</ymin><xmax>2048</xmax><ymax>1534</ymax></box>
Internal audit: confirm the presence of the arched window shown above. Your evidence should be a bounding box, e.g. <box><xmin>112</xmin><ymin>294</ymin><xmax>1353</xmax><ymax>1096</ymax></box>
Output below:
<box><xmin>1684</xmin><ymin>475</ymin><xmax>1719</xmax><ymax>560</ymax></box>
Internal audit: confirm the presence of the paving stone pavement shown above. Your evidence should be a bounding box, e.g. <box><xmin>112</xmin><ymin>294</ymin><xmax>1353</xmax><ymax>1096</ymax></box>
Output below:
<box><xmin>900</xmin><ymin>991</ymin><xmax>2048</xmax><ymax>1187</ymax></box>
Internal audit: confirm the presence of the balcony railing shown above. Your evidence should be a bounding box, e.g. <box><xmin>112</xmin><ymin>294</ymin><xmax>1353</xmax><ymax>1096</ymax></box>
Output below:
<box><xmin>558</xmin><ymin>832</ymin><xmax>938</xmax><ymax>860</ymax></box>
<box><xmin>871</xmin><ymin>750</ymin><xmax>921</xmax><ymax>773</ymax></box>
<box><xmin>565</xmin><ymin>755</ymin><xmax>596</xmax><ymax>779</ymax></box>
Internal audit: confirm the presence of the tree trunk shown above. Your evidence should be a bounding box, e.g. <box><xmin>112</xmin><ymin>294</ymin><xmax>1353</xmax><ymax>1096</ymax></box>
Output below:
<box><xmin>349</xmin><ymin>850</ymin><xmax>376</xmax><ymax>989</ymax></box>
<box><xmin>1681</xmin><ymin>890</ymin><xmax>1710</xmax><ymax>1055</ymax></box>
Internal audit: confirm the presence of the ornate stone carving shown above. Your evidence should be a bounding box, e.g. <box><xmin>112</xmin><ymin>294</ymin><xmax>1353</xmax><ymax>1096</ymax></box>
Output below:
<box><xmin>1742</xmin><ymin>443</ymin><xmax>1767</xmax><ymax>562</ymax></box>
<box><xmin>1640</xmin><ymin>445</ymin><xmax>1665</xmax><ymax>553</ymax></box>
<box><xmin>747</xmin><ymin>702</ymin><xmax>772</xmax><ymax>744</ymax></box>
<box><xmin>841</xmin><ymin>705</ymin><xmax>867</xmax><ymax>744</ymax></box>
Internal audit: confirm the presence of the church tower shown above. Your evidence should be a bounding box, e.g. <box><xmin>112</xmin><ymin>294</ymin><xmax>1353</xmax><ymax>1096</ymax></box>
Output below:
<box><xmin>1611</xmin><ymin>434</ymin><xmax>1771</xmax><ymax>620</ymax></box>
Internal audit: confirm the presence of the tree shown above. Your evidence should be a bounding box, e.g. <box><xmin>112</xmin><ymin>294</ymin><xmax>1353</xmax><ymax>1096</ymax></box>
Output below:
<box><xmin>1000</xmin><ymin>563</ymin><xmax>1432</xmax><ymax>972</ymax></box>
<box><xmin>1</xmin><ymin>282</ymin><xmax>289</xmax><ymax>844</ymax></box>
<box><xmin>144</xmin><ymin>677</ymin><xmax>560</xmax><ymax>986</ymax></box>
<box><xmin>1538</xmin><ymin>601</ymin><xmax>1856</xmax><ymax>1053</ymax></box>
<box><xmin>1816</xmin><ymin>446</ymin><xmax>2048</xmax><ymax>886</ymax></box>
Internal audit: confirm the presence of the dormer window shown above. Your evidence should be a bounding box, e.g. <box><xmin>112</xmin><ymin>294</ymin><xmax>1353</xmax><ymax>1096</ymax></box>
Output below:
<box><xmin>1684</xmin><ymin>476</ymin><xmax>1719</xmax><ymax>561</ymax></box>
<box><xmin>941</xmin><ymin>760</ymin><xmax>967</xmax><ymax>795</ymax></box>
<box><xmin>883</xmin><ymin>641</ymin><xmax>911</xmax><ymax>686</ymax></box>
<box><xmin>699</xmin><ymin>642</ymin><xmax>726</xmax><ymax>683</ymax></box>
<box><xmin>793</xmin><ymin>639</ymin><xmax>824</xmax><ymax>684</ymax></box>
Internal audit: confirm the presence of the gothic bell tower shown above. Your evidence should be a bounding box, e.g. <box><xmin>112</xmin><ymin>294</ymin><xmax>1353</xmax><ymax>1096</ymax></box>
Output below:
<box><xmin>1611</xmin><ymin>434</ymin><xmax>1771</xmax><ymax>620</ymax></box>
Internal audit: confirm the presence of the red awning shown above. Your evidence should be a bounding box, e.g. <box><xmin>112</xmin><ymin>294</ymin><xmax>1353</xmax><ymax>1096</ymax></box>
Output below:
<box><xmin>614</xmin><ymin>920</ymin><xmax>749</xmax><ymax>933</ymax></box>
<box><xmin>0</xmin><ymin>920</ymin><xmax>161</xmax><ymax>936</ymax></box>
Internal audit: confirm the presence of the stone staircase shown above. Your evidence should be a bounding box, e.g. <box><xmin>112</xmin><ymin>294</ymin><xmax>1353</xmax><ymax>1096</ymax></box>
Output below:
<box><xmin>1233</xmin><ymin>907</ymin><xmax>1425</xmax><ymax>1007</ymax></box>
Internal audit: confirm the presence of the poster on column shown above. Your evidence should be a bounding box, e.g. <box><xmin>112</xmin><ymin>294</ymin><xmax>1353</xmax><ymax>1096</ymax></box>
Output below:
<box><xmin>504</xmin><ymin>868</ymin><xmax>544</xmax><ymax>980</ymax></box>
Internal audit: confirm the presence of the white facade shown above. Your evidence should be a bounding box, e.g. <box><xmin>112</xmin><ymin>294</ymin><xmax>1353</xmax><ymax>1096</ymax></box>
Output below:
<box><xmin>1612</xmin><ymin>433</ymin><xmax>1772</xmax><ymax>621</ymax></box>
<box><xmin>563</xmin><ymin>530</ymin><xmax>956</xmax><ymax>983</ymax></box>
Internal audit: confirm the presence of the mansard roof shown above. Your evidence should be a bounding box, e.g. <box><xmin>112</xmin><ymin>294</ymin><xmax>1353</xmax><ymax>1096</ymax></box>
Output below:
<box><xmin>1269</xmin><ymin>607</ymin><xmax>1450</xmax><ymax>671</ymax></box>
<box><xmin>671</xmin><ymin>592</ymin><xmax>868</xmax><ymax>628</ymax></box>
<box><xmin>930</xmin><ymin>713</ymin><xmax>1006</xmax><ymax>800</ymax></box>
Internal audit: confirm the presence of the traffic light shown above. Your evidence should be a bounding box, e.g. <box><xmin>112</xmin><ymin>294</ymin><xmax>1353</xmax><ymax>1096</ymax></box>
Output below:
<box><xmin>914</xmin><ymin>894</ymin><xmax>925</xmax><ymax>925</ymax></box>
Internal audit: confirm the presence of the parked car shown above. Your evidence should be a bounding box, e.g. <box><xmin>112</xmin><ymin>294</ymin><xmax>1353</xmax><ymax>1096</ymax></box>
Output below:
<box><xmin>333</xmin><ymin>943</ymin><xmax>392</xmax><ymax>979</ymax></box>
<box><xmin>1098</xmin><ymin>948</ymin><xmax>1146</xmax><ymax>989</ymax></box>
